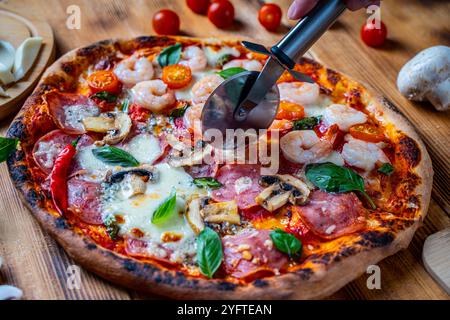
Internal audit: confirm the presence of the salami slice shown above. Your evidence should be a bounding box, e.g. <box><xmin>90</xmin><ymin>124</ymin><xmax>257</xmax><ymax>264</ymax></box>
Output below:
<box><xmin>222</xmin><ymin>229</ymin><xmax>288</xmax><ymax>281</ymax></box>
<box><xmin>184</xmin><ymin>158</ymin><xmax>219</xmax><ymax>178</ymax></box>
<box><xmin>211</xmin><ymin>164</ymin><xmax>263</xmax><ymax>209</ymax></box>
<box><xmin>297</xmin><ymin>190</ymin><xmax>366</xmax><ymax>239</ymax></box>
<box><xmin>46</xmin><ymin>91</ymin><xmax>100</xmax><ymax>134</ymax></box>
<box><xmin>124</xmin><ymin>238</ymin><xmax>177</xmax><ymax>267</ymax></box>
<box><xmin>67</xmin><ymin>178</ymin><xmax>103</xmax><ymax>225</ymax></box>
<box><xmin>33</xmin><ymin>130</ymin><xmax>77</xmax><ymax>174</ymax></box>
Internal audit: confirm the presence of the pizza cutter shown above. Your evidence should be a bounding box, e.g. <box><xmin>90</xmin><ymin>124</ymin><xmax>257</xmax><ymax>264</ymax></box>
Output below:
<box><xmin>201</xmin><ymin>0</ymin><xmax>346</xmax><ymax>145</ymax></box>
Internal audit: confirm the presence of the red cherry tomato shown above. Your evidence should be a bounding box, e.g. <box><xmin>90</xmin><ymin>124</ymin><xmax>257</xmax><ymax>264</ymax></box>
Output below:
<box><xmin>152</xmin><ymin>9</ymin><xmax>180</xmax><ymax>35</ymax></box>
<box><xmin>207</xmin><ymin>0</ymin><xmax>235</xmax><ymax>29</ymax></box>
<box><xmin>258</xmin><ymin>3</ymin><xmax>282</xmax><ymax>32</ymax></box>
<box><xmin>186</xmin><ymin>0</ymin><xmax>210</xmax><ymax>14</ymax></box>
<box><xmin>361</xmin><ymin>20</ymin><xmax>387</xmax><ymax>47</ymax></box>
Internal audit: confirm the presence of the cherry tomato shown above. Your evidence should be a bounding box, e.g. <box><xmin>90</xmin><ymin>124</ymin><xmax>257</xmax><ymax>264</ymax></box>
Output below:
<box><xmin>186</xmin><ymin>0</ymin><xmax>210</xmax><ymax>14</ymax></box>
<box><xmin>207</xmin><ymin>0</ymin><xmax>235</xmax><ymax>29</ymax></box>
<box><xmin>275</xmin><ymin>101</ymin><xmax>305</xmax><ymax>120</ymax></box>
<box><xmin>258</xmin><ymin>3</ymin><xmax>282</xmax><ymax>32</ymax></box>
<box><xmin>349</xmin><ymin>123</ymin><xmax>385</xmax><ymax>143</ymax></box>
<box><xmin>152</xmin><ymin>9</ymin><xmax>180</xmax><ymax>35</ymax></box>
<box><xmin>162</xmin><ymin>64</ymin><xmax>193</xmax><ymax>89</ymax></box>
<box><xmin>361</xmin><ymin>20</ymin><xmax>387</xmax><ymax>47</ymax></box>
<box><xmin>87</xmin><ymin>70</ymin><xmax>120</xmax><ymax>94</ymax></box>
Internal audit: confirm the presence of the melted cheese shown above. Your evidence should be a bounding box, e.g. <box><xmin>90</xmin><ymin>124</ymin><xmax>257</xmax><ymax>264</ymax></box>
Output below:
<box><xmin>204</xmin><ymin>46</ymin><xmax>240</xmax><ymax>67</ymax></box>
<box><xmin>123</xmin><ymin>133</ymin><xmax>161</xmax><ymax>164</ymax></box>
<box><xmin>102</xmin><ymin>163</ymin><xmax>204</xmax><ymax>262</ymax></box>
<box><xmin>175</xmin><ymin>69</ymin><xmax>214</xmax><ymax>101</ymax></box>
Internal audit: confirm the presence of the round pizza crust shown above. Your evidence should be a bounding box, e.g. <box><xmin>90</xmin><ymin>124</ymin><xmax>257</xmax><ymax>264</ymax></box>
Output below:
<box><xmin>6</xmin><ymin>36</ymin><xmax>433</xmax><ymax>299</ymax></box>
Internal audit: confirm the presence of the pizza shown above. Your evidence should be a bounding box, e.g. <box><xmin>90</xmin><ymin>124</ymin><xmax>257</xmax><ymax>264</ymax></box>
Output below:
<box><xmin>6</xmin><ymin>36</ymin><xmax>433</xmax><ymax>299</ymax></box>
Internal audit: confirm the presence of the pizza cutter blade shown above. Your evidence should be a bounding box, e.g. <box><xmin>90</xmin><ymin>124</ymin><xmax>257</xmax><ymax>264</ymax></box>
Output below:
<box><xmin>201</xmin><ymin>0</ymin><xmax>346</xmax><ymax>147</ymax></box>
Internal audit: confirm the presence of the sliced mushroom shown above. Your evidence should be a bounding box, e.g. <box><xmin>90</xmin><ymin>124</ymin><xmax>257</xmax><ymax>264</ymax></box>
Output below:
<box><xmin>185</xmin><ymin>197</ymin><xmax>206</xmax><ymax>234</ymax></box>
<box><xmin>82</xmin><ymin>114</ymin><xmax>115</xmax><ymax>132</ymax></box>
<box><xmin>87</xmin><ymin>112</ymin><xmax>132</xmax><ymax>146</ymax></box>
<box><xmin>106</xmin><ymin>165</ymin><xmax>156</xmax><ymax>199</ymax></box>
<box><xmin>168</xmin><ymin>141</ymin><xmax>213</xmax><ymax>168</ymax></box>
<box><xmin>256</xmin><ymin>174</ymin><xmax>310</xmax><ymax>212</ymax></box>
<box><xmin>202</xmin><ymin>201</ymin><xmax>240</xmax><ymax>225</ymax></box>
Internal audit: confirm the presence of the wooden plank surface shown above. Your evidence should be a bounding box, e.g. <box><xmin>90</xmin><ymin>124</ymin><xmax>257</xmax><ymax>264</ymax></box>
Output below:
<box><xmin>0</xmin><ymin>0</ymin><xmax>448</xmax><ymax>300</ymax></box>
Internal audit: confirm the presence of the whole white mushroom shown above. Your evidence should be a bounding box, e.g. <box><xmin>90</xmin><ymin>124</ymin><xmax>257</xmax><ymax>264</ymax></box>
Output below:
<box><xmin>397</xmin><ymin>46</ymin><xmax>450</xmax><ymax>111</ymax></box>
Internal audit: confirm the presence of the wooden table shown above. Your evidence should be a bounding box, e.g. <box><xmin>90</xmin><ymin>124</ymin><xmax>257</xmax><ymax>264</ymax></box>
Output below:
<box><xmin>0</xmin><ymin>0</ymin><xmax>449</xmax><ymax>300</ymax></box>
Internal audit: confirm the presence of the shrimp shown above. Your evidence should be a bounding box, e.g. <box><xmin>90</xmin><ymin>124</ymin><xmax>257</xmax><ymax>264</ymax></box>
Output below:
<box><xmin>223</xmin><ymin>59</ymin><xmax>263</xmax><ymax>72</ymax></box>
<box><xmin>280</xmin><ymin>130</ymin><xmax>333</xmax><ymax>164</ymax></box>
<box><xmin>341</xmin><ymin>135</ymin><xmax>390</xmax><ymax>171</ymax></box>
<box><xmin>131</xmin><ymin>80</ymin><xmax>176</xmax><ymax>112</ymax></box>
<box><xmin>191</xmin><ymin>74</ymin><xmax>223</xmax><ymax>104</ymax></box>
<box><xmin>183</xmin><ymin>103</ymin><xmax>203</xmax><ymax>130</ymax></box>
<box><xmin>322</xmin><ymin>104</ymin><xmax>367</xmax><ymax>131</ymax></box>
<box><xmin>114</xmin><ymin>55</ymin><xmax>154</xmax><ymax>86</ymax></box>
<box><xmin>179</xmin><ymin>46</ymin><xmax>208</xmax><ymax>72</ymax></box>
<box><xmin>278</xmin><ymin>82</ymin><xmax>320</xmax><ymax>107</ymax></box>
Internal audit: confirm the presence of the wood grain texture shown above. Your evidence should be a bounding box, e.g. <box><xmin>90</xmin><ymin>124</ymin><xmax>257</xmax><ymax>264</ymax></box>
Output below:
<box><xmin>0</xmin><ymin>0</ymin><xmax>448</xmax><ymax>300</ymax></box>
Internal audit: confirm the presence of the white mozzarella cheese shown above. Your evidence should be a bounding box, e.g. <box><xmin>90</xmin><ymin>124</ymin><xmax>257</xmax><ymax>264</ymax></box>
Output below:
<box><xmin>76</xmin><ymin>145</ymin><xmax>114</xmax><ymax>178</ymax></box>
<box><xmin>204</xmin><ymin>46</ymin><xmax>240</xmax><ymax>67</ymax></box>
<box><xmin>123</xmin><ymin>133</ymin><xmax>161</xmax><ymax>164</ymax></box>
<box><xmin>102</xmin><ymin>163</ymin><xmax>205</xmax><ymax>262</ymax></box>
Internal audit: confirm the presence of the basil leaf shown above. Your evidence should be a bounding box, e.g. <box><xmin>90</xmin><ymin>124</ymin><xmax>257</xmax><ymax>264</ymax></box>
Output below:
<box><xmin>378</xmin><ymin>163</ymin><xmax>394</xmax><ymax>176</ymax></box>
<box><xmin>197</xmin><ymin>227</ymin><xmax>223</xmax><ymax>278</ymax></box>
<box><xmin>104</xmin><ymin>215</ymin><xmax>120</xmax><ymax>240</ymax></box>
<box><xmin>158</xmin><ymin>43</ymin><xmax>182</xmax><ymax>67</ymax></box>
<box><xmin>216</xmin><ymin>54</ymin><xmax>232</xmax><ymax>67</ymax></box>
<box><xmin>0</xmin><ymin>137</ymin><xmax>18</xmax><ymax>162</ymax></box>
<box><xmin>293</xmin><ymin>116</ymin><xmax>321</xmax><ymax>130</ymax></box>
<box><xmin>216</xmin><ymin>67</ymin><xmax>246</xmax><ymax>80</ymax></box>
<box><xmin>169</xmin><ymin>105</ymin><xmax>189</xmax><ymax>118</ymax></box>
<box><xmin>151</xmin><ymin>190</ymin><xmax>177</xmax><ymax>224</ymax></box>
<box><xmin>121</xmin><ymin>99</ymin><xmax>130</xmax><ymax>113</ymax></box>
<box><xmin>270</xmin><ymin>228</ymin><xmax>302</xmax><ymax>258</ymax></box>
<box><xmin>305</xmin><ymin>162</ymin><xmax>376</xmax><ymax>209</ymax></box>
<box><xmin>92</xmin><ymin>146</ymin><xmax>139</xmax><ymax>167</ymax></box>
<box><xmin>193</xmin><ymin>177</ymin><xmax>223</xmax><ymax>189</ymax></box>
<box><xmin>90</xmin><ymin>91</ymin><xmax>117</xmax><ymax>103</ymax></box>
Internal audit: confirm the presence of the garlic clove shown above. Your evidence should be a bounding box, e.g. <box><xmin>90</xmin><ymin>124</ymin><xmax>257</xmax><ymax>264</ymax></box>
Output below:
<box><xmin>12</xmin><ymin>36</ymin><xmax>42</xmax><ymax>81</ymax></box>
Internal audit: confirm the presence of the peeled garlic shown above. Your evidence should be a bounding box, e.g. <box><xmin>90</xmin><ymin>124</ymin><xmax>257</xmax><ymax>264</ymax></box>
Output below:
<box><xmin>12</xmin><ymin>36</ymin><xmax>42</xmax><ymax>81</ymax></box>
<box><xmin>0</xmin><ymin>40</ymin><xmax>16</xmax><ymax>85</ymax></box>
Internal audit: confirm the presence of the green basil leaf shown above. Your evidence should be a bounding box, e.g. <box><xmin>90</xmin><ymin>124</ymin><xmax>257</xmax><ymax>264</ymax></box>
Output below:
<box><xmin>104</xmin><ymin>214</ymin><xmax>120</xmax><ymax>240</ymax></box>
<box><xmin>216</xmin><ymin>67</ymin><xmax>246</xmax><ymax>80</ymax></box>
<box><xmin>270</xmin><ymin>228</ymin><xmax>302</xmax><ymax>258</ymax></box>
<box><xmin>158</xmin><ymin>43</ymin><xmax>182</xmax><ymax>67</ymax></box>
<box><xmin>197</xmin><ymin>227</ymin><xmax>223</xmax><ymax>278</ymax></box>
<box><xmin>293</xmin><ymin>116</ymin><xmax>321</xmax><ymax>130</ymax></box>
<box><xmin>305</xmin><ymin>162</ymin><xmax>376</xmax><ymax>209</ymax></box>
<box><xmin>169</xmin><ymin>105</ymin><xmax>189</xmax><ymax>118</ymax></box>
<box><xmin>193</xmin><ymin>177</ymin><xmax>223</xmax><ymax>189</ymax></box>
<box><xmin>121</xmin><ymin>99</ymin><xmax>130</xmax><ymax>113</ymax></box>
<box><xmin>0</xmin><ymin>137</ymin><xmax>18</xmax><ymax>162</ymax></box>
<box><xmin>90</xmin><ymin>91</ymin><xmax>118</xmax><ymax>103</ymax></box>
<box><xmin>92</xmin><ymin>146</ymin><xmax>139</xmax><ymax>167</ymax></box>
<box><xmin>151</xmin><ymin>190</ymin><xmax>177</xmax><ymax>224</ymax></box>
<box><xmin>378</xmin><ymin>163</ymin><xmax>394</xmax><ymax>176</ymax></box>
<box><xmin>216</xmin><ymin>54</ymin><xmax>232</xmax><ymax>67</ymax></box>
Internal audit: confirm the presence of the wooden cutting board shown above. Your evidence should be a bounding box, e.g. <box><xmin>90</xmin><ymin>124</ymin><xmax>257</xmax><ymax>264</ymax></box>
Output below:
<box><xmin>0</xmin><ymin>0</ymin><xmax>449</xmax><ymax>300</ymax></box>
<box><xmin>0</xmin><ymin>6</ymin><xmax>55</xmax><ymax>120</ymax></box>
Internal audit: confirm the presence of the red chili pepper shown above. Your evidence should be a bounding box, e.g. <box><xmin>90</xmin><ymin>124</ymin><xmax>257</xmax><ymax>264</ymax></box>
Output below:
<box><xmin>50</xmin><ymin>137</ymin><xmax>79</xmax><ymax>215</ymax></box>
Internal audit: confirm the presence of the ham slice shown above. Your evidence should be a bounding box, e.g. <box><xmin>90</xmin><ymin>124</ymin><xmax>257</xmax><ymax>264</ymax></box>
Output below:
<box><xmin>297</xmin><ymin>190</ymin><xmax>366</xmax><ymax>239</ymax></box>
<box><xmin>212</xmin><ymin>164</ymin><xmax>263</xmax><ymax>209</ymax></box>
<box><xmin>223</xmin><ymin>229</ymin><xmax>288</xmax><ymax>281</ymax></box>
<box><xmin>46</xmin><ymin>92</ymin><xmax>100</xmax><ymax>134</ymax></box>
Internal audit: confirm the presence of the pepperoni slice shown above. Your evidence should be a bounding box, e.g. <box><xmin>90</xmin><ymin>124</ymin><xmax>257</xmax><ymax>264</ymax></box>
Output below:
<box><xmin>32</xmin><ymin>130</ymin><xmax>77</xmax><ymax>174</ymax></box>
<box><xmin>67</xmin><ymin>178</ymin><xmax>103</xmax><ymax>225</ymax></box>
<box><xmin>124</xmin><ymin>238</ymin><xmax>177</xmax><ymax>268</ymax></box>
<box><xmin>211</xmin><ymin>164</ymin><xmax>263</xmax><ymax>209</ymax></box>
<box><xmin>222</xmin><ymin>229</ymin><xmax>288</xmax><ymax>281</ymax></box>
<box><xmin>297</xmin><ymin>190</ymin><xmax>366</xmax><ymax>240</ymax></box>
<box><xmin>46</xmin><ymin>92</ymin><xmax>100</xmax><ymax>134</ymax></box>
